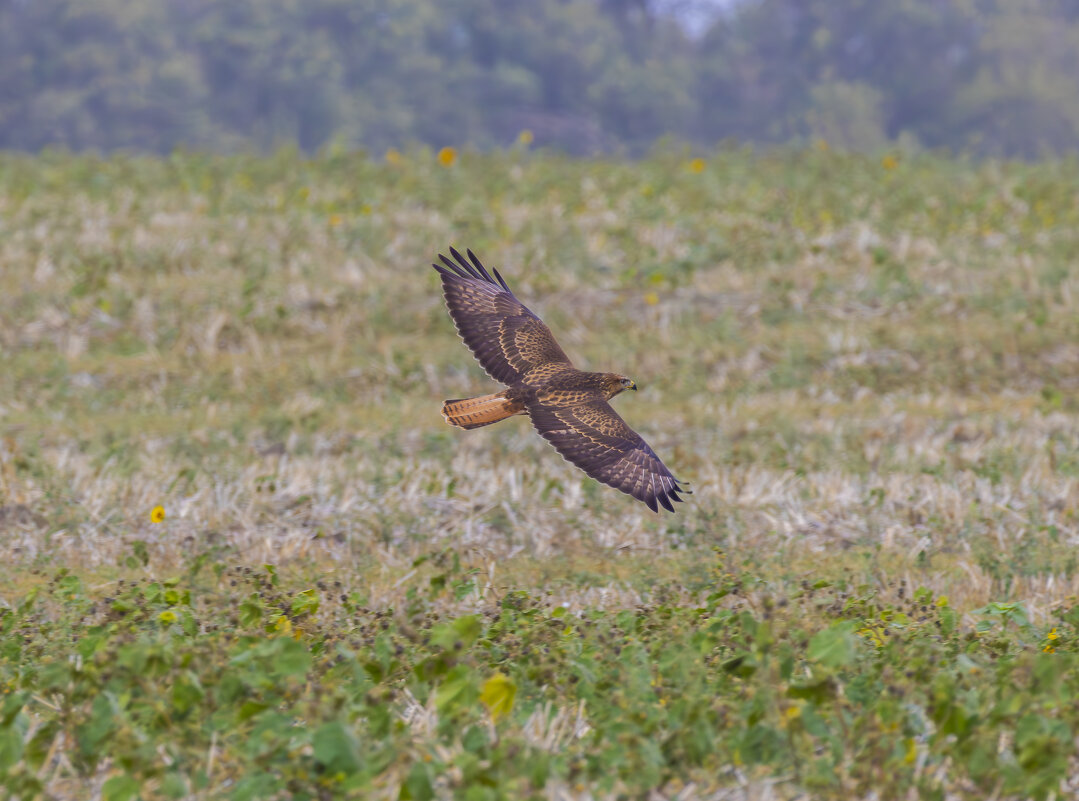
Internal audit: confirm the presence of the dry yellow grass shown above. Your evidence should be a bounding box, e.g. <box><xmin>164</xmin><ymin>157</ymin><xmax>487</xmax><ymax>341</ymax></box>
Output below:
<box><xmin>2</xmin><ymin>150</ymin><xmax>1077</xmax><ymax>619</ymax></box>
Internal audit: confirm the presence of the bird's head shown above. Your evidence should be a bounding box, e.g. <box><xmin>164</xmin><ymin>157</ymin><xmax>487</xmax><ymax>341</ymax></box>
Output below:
<box><xmin>603</xmin><ymin>373</ymin><xmax>638</xmax><ymax>399</ymax></box>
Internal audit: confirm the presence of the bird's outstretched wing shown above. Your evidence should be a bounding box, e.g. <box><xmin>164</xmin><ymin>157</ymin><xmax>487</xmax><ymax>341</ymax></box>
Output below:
<box><xmin>528</xmin><ymin>400</ymin><xmax>688</xmax><ymax>513</ymax></box>
<box><xmin>433</xmin><ymin>248</ymin><xmax>573</xmax><ymax>385</ymax></box>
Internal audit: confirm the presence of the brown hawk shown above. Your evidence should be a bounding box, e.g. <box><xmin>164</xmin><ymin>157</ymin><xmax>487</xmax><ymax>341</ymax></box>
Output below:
<box><xmin>433</xmin><ymin>248</ymin><xmax>688</xmax><ymax>513</ymax></box>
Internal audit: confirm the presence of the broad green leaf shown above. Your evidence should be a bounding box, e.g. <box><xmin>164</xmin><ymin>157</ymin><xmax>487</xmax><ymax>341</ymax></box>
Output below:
<box><xmin>102</xmin><ymin>774</ymin><xmax>140</xmax><ymax>801</ymax></box>
<box><xmin>161</xmin><ymin>773</ymin><xmax>188</xmax><ymax>799</ymax></box>
<box><xmin>0</xmin><ymin>726</ymin><xmax>24</xmax><ymax>771</ymax></box>
<box><xmin>312</xmin><ymin>721</ymin><xmax>363</xmax><ymax>775</ymax></box>
<box><xmin>435</xmin><ymin>665</ymin><xmax>478</xmax><ymax>714</ymax></box>
<box><xmin>808</xmin><ymin>622</ymin><xmax>858</xmax><ymax>668</ymax></box>
<box><xmin>238</xmin><ymin>593</ymin><xmax>263</xmax><ymax>627</ymax></box>
<box><xmin>430</xmin><ymin>614</ymin><xmax>482</xmax><ymax>650</ymax></box>
<box><xmin>401</xmin><ymin>762</ymin><xmax>434</xmax><ymax>801</ymax></box>
<box><xmin>786</xmin><ymin>677</ymin><xmax>837</xmax><ymax>703</ymax></box>
<box><xmin>267</xmin><ymin>638</ymin><xmax>312</xmax><ymax>678</ymax></box>
<box><xmin>1</xmin><ymin>692</ymin><xmax>28</xmax><ymax>727</ymax></box>
<box><xmin>231</xmin><ymin>773</ymin><xmax>281</xmax><ymax>801</ymax></box>
<box><xmin>291</xmin><ymin>589</ymin><xmax>320</xmax><ymax>617</ymax></box>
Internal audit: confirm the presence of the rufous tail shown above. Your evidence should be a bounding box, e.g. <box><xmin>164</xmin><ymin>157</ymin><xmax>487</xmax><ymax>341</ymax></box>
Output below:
<box><xmin>441</xmin><ymin>392</ymin><xmax>523</xmax><ymax>430</ymax></box>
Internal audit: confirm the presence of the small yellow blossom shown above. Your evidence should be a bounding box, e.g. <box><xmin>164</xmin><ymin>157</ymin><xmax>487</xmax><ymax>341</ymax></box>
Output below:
<box><xmin>158</xmin><ymin>610</ymin><xmax>177</xmax><ymax>625</ymax></box>
<box><xmin>881</xmin><ymin>154</ymin><xmax>899</xmax><ymax>170</ymax></box>
<box><xmin>384</xmin><ymin>148</ymin><xmax>402</xmax><ymax>166</ymax></box>
<box><xmin>437</xmin><ymin>146</ymin><xmax>457</xmax><ymax>167</ymax></box>
<box><xmin>815</xmin><ymin>138</ymin><xmax>830</xmax><ymax>152</ymax></box>
<box><xmin>689</xmin><ymin>158</ymin><xmax>706</xmax><ymax>174</ymax></box>
<box><xmin>1044</xmin><ymin>644</ymin><xmax>1056</xmax><ymax>653</ymax></box>
<box><xmin>150</xmin><ymin>505</ymin><xmax>166</xmax><ymax>524</ymax></box>
<box><xmin>328</xmin><ymin>214</ymin><xmax>344</xmax><ymax>227</ymax></box>
<box><xmin>1048</xmin><ymin>627</ymin><xmax>1059</xmax><ymax>640</ymax></box>
<box><xmin>785</xmin><ymin>704</ymin><xmax>801</xmax><ymax>721</ymax></box>
<box><xmin>360</xmin><ymin>204</ymin><xmax>372</xmax><ymax>215</ymax></box>
<box><xmin>517</xmin><ymin>129</ymin><xmax>534</xmax><ymax>146</ymax></box>
<box><xmin>644</xmin><ymin>291</ymin><xmax>659</xmax><ymax>306</ymax></box>
<box><xmin>935</xmin><ymin>595</ymin><xmax>948</xmax><ymax>607</ymax></box>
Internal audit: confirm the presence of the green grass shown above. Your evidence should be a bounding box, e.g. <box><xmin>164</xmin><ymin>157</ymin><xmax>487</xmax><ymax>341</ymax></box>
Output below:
<box><xmin>0</xmin><ymin>147</ymin><xmax>1078</xmax><ymax>799</ymax></box>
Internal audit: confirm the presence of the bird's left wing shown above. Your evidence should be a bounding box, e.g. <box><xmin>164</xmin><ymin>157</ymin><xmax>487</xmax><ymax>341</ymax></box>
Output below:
<box><xmin>527</xmin><ymin>400</ymin><xmax>687</xmax><ymax>513</ymax></box>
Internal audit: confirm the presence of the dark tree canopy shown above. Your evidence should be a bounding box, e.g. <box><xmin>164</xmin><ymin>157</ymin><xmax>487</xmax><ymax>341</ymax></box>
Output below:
<box><xmin>0</xmin><ymin>0</ymin><xmax>1076</xmax><ymax>158</ymax></box>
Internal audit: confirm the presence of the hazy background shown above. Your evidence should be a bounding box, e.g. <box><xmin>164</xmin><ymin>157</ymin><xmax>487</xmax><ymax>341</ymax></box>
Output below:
<box><xmin>2</xmin><ymin>0</ymin><xmax>1078</xmax><ymax>158</ymax></box>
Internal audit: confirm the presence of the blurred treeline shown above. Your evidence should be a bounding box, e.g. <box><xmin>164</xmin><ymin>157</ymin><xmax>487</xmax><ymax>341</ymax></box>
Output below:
<box><xmin>2</xmin><ymin>0</ymin><xmax>1077</xmax><ymax>158</ymax></box>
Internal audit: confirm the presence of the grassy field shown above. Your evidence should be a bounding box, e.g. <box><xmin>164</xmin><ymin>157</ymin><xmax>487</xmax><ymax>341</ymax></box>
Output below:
<box><xmin>0</xmin><ymin>146</ymin><xmax>1077</xmax><ymax>800</ymax></box>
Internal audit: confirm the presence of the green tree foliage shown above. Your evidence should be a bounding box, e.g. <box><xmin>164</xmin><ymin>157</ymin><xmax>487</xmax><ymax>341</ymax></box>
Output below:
<box><xmin>0</xmin><ymin>0</ymin><xmax>209</xmax><ymax>151</ymax></box>
<box><xmin>0</xmin><ymin>0</ymin><xmax>1076</xmax><ymax>157</ymax></box>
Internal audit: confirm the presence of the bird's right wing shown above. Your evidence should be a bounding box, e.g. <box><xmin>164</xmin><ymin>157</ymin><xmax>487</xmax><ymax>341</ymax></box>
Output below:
<box><xmin>433</xmin><ymin>248</ymin><xmax>573</xmax><ymax>385</ymax></box>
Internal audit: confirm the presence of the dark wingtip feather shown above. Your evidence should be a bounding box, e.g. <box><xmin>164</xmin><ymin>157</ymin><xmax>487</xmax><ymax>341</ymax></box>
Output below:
<box><xmin>448</xmin><ymin>247</ymin><xmax>482</xmax><ymax>281</ymax></box>
<box><xmin>438</xmin><ymin>253</ymin><xmax>471</xmax><ymax>279</ymax></box>
<box><xmin>643</xmin><ymin>493</ymin><xmax>659</xmax><ymax>513</ymax></box>
<box><xmin>466</xmin><ymin>249</ymin><xmax>496</xmax><ymax>283</ymax></box>
<box><xmin>492</xmin><ymin>268</ymin><xmax>511</xmax><ymax>292</ymax></box>
<box><xmin>657</xmin><ymin>490</ymin><xmax>675</xmax><ymax>513</ymax></box>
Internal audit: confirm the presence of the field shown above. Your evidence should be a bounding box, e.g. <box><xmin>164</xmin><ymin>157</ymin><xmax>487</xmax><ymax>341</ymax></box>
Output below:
<box><xmin>0</xmin><ymin>146</ymin><xmax>1078</xmax><ymax>800</ymax></box>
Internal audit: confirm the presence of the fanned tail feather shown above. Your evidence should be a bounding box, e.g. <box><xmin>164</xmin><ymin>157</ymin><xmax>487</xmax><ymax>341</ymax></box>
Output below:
<box><xmin>441</xmin><ymin>392</ymin><xmax>523</xmax><ymax>430</ymax></box>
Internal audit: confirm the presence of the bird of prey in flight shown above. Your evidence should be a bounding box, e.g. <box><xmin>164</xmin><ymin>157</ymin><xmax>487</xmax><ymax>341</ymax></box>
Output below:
<box><xmin>433</xmin><ymin>248</ymin><xmax>687</xmax><ymax>512</ymax></box>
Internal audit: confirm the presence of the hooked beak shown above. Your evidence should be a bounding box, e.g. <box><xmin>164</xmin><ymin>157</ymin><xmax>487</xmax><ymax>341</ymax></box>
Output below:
<box><xmin>629</xmin><ymin>381</ymin><xmax>638</xmax><ymax>391</ymax></box>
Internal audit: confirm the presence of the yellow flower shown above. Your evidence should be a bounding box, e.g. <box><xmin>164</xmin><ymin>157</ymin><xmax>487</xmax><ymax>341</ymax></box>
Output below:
<box><xmin>815</xmin><ymin>138</ymin><xmax>830</xmax><ymax>152</ymax></box>
<box><xmin>1048</xmin><ymin>627</ymin><xmax>1059</xmax><ymax>640</ymax></box>
<box><xmin>158</xmin><ymin>610</ymin><xmax>177</xmax><ymax>625</ymax></box>
<box><xmin>644</xmin><ymin>291</ymin><xmax>659</xmax><ymax>306</ymax></box>
<box><xmin>517</xmin><ymin>129</ymin><xmax>534</xmax><ymax>146</ymax></box>
<box><xmin>881</xmin><ymin>154</ymin><xmax>899</xmax><ymax>170</ymax></box>
<box><xmin>935</xmin><ymin>595</ymin><xmax>948</xmax><ymax>607</ymax></box>
<box><xmin>384</xmin><ymin>148</ymin><xmax>402</xmax><ymax>166</ymax></box>
<box><xmin>689</xmin><ymin>158</ymin><xmax>706</xmax><ymax>174</ymax></box>
<box><xmin>437</xmin><ymin>146</ymin><xmax>457</xmax><ymax>167</ymax></box>
<box><xmin>1044</xmin><ymin>644</ymin><xmax>1056</xmax><ymax>653</ymax></box>
<box><xmin>328</xmin><ymin>214</ymin><xmax>344</xmax><ymax>227</ymax></box>
<box><xmin>150</xmin><ymin>505</ymin><xmax>166</xmax><ymax>524</ymax></box>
